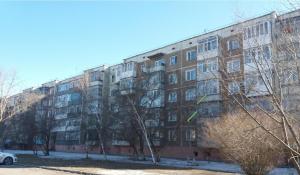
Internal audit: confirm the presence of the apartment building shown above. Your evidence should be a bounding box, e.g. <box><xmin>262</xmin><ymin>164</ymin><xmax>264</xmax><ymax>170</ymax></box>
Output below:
<box><xmin>50</xmin><ymin>65</ymin><xmax>107</xmax><ymax>151</ymax></box>
<box><xmin>5</xmin><ymin>9</ymin><xmax>300</xmax><ymax>160</ymax></box>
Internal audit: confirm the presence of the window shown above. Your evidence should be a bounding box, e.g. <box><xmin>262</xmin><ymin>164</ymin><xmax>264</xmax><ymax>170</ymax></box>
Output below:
<box><xmin>169</xmin><ymin>73</ymin><xmax>177</xmax><ymax>84</ymax></box>
<box><xmin>227</xmin><ymin>59</ymin><xmax>240</xmax><ymax>73</ymax></box>
<box><xmin>197</xmin><ymin>79</ymin><xmax>219</xmax><ymax>96</ymax></box>
<box><xmin>170</xmin><ymin>55</ymin><xmax>177</xmax><ymax>65</ymax></box>
<box><xmin>244</xmin><ymin>21</ymin><xmax>270</xmax><ymax>40</ymax></box>
<box><xmin>244</xmin><ymin>50</ymin><xmax>253</xmax><ymax>64</ymax></box>
<box><xmin>127</xmin><ymin>62</ymin><xmax>133</xmax><ymax>71</ymax></box>
<box><xmin>55</xmin><ymin>94</ymin><xmax>71</xmax><ymax>108</ymax></box>
<box><xmin>168</xmin><ymin>129</ymin><xmax>177</xmax><ymax>141</ymax></box>
<box><xmin>110</xmin><ymin>89</ymin><xmax>118</xmax><ymax>96</ymax></box>
<box><xmin>283</xmin><ymin>69</ymin><xmax>299</xmax><ymax>84</ymax></box>
<box><xmin>186</xmin><ymin>50</ymin><xmax>197</xmax><ymax>61</ymax></box>
<box><xmin>111</xmin><ymin>75</ymin><xmax>115</xmax><ymax>83</ymax></box>
<box><xmin>198</xmin><ymin>59</ymin><xmax>218</xmax><ymax>73</ymax></box>
<box><xmin>259</xmin><ymin>23</ymin><xmax>264</xmax><ymax>35</ymax></box>
<box><xmin>155</xmin><ymin>59</ymin><xmax>165</xmax><ymax>67</ymax></box>
<box><xmin>245</xmin><ymin>76</ymin><xmax>257</xmax><ymax>93</ymax></box>
<box><xmin>140</xmin><ymin>63</ymin><xmax>146</xmax><ymax>72</ymax></box>
<box><xmin>198</xmin><ymin>36</ymin><xmax>218</xmax><ymax>53</ymax></box>
<box><xmin>228</xmin><ymin>81</ymin><xmax>240</xmax><ymax>94</ymax></box>
<box><xmin>206</xmin><ymin>59</ymin><xmax>218</xmax><ymax>72</ymax></box>
<box><xmin>120</xmin><ymin>78</ymin><xmax>134</xmax><ymax>90</ymax></box>
<box><xmin>227</xmin><ymin>39</ymin><xmax>240</xmax><ymax>51</ymax></box>
<box><xmin>244</xmin><ymin>46</ymin><xmax>271</xmax><ymax>64</ymax></box>
<box><xmin>116</xmin><ymin>66</ymin><xmax>121</xmax><ymax>76</ymax></box>
<box><xmin>149</xmin><ymin>74</ymin><xmax>160</xmax><ymax>85</ymax></box>
<box><xmin>90</xmin><ymin>71</ymin><xmax>100</xmax><ymax>82</ymax></box>
<box><xmin>264</xmin><ymin>22</ymin><xmax>268</xmax><ymax>34</ymax></box>
<box><xmin>123</xmin><ymin>62</ymin><xmax>134</xmax><ymax>72</ymax></box>
<box><xmin>263</xmin><ymin>46</ymin><xmax>271</xmax><ymax>60</ymax></box>
<box><xmin>185</xmin><ymin>88</ymin><xmax>196</xmax><ymax>101</ymax></box>
<box><xmin>168</xmin><ymin>91</ymin><xmax>177</xmax><ymax>102</ymax></box>
<box><xmin>256</xmin><ymin>24</ymin><xmax>259</xmax><ymax>37</ymax></box>
<box><xmin>57</xmin><ymin>83</ymin><xmax>73</xmax><ymax>92</ymax></box>
<box><xmin>111</xmin><ymin>104</ymin><xmax>119</xmax><ymax>113</ymax></box>
<box><xmin>185</xmin><ymin>69</ymin><xmax>196</xmax><ymax>81</ymax></box>
<box><xmin>207</xmin><ymin>79</ymin><xmax>219</xmax><ymax>95</ymax></box>
<box><xmin>168</xmin><ymin>112</ymin><xmax>177</xmax><ymax>122</ymax></box>
<box><xmin>185</xmin><ymin>129</ymin><xmax>196</xmax><ymax>141</ymax></box>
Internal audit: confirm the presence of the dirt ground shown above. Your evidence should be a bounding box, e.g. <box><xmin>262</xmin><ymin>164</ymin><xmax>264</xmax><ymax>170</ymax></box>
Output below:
<box><xmin>0</xmin><ymin>154</ymin><xmax>239</xmax><ymax>175</ymax></box>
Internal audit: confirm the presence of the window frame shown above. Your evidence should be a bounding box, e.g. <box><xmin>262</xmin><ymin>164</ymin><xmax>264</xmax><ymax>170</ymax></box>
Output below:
<box><xmin>168</xmin><ymin>73</ymin><xmax>178</xmax><ymax>84</ymax></box>
<box><xmin>169</xmin><ymin>55</ymin><xmax>177</xmax><ymax>65</ymax></box>
<box><xmin>168</xmin><ymin>91</ymin><xmax>177</xmax><ymax>103</ymax></box>
<box><xmin>185</xmin><ymin>69</ymin><xmax>196</xmax><ymax>81</ymax></box>
<box><xmin>185</xmin><ymin>88</ymin><xmax>196</xmax><ymax>101</ymax></box>
<box><xmin>186</xmin><ymin>50</ymin><xmax>197</xmax><ymax>61</ymax></box>
<box><xmin>227</xmin><ymin>59</ymin><xmax>241</xmax><ymax>73</ymax></box>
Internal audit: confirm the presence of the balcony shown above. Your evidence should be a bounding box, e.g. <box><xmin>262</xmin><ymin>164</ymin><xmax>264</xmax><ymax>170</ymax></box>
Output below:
<box><xmin>120</xmin><ymin>70</ymin><xmax>136</xmax><ymax>79</ymax></box>
<box><xmin>51</xmin><ymin>125</ymin><xmax>80</xmax><ymax>132</ymax></box>
<box><xmin>120</xmin><ymin>88</ymin><xmax>135</xmax><ymax>95</ymax></box>
<box><xmin>243</xmin><ymin>21</ymin><xmax>272</xmax><ymax>50</ymax></box>
<box><xmin>149</xmin><ymin>65</ymin><xmax>165</xmax><ymax>73</ymax></box>
<box><xmin>89</xmin><ymin>80</ymin><xmax>103</xmax><ymax>86</ymax></box>
<box><xmin>152</xmin><ymin>139</ymin><xmax>160</xmax><ymax>146</ymax></box>
<box><xmin>119</xmin><ymin>78</ymin><xmax>135</xmax><ymax>95</ymax></box>
<box><xmin>112</xmin><ymin>139</ymin><xmax>130</xmax><ymax>146</ymax></box>
<box><xmin>54</xmin><ymin>113</ymin><xmax>67</xmax><ymax>120</ymax></box>
<box><xmin>145</xmin><ymin>119</ymin><xmax>159</xmax><ymax>127</ymax></box>
<box><xmin>197</xmin><ymin>36</ymin><xmax>219</xmax><ymax>60</ymax></box>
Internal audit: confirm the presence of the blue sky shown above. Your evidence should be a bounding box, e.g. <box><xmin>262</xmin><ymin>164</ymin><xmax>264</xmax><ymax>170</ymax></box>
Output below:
<box><xmin>0</xmin><ymin>0</ymin><xmax>291</xmax><ymax>91</ymax></box>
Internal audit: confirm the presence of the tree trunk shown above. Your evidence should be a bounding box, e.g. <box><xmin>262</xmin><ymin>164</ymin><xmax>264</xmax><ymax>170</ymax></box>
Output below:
<box><xmin>85</xmin><ymin>132</ymin><xmax>89</xmax><ymax>159</ymax></box>
<box><xmin>98</xmin><ymin>131</ymin><xmax>107</xmax><ymax>160</ymax></box>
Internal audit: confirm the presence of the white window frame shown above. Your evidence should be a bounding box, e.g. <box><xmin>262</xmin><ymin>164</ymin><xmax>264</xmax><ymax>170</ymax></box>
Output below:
<box><xmin>227</xmin><ymin>39</ymin><xmax>240</xmax><ymax>51</ymax></box>
<box><xmin>198</xmin><ymin>36</ymin><xmax>218</xmax><ymax>53</ymax></box>
<box><xmin>186</xmin><ymin>50</ymin><xmax>197</xmax><ymax>61</ymax></box>
<box><xmin>227</xmin><ymin>59</ymin><xmax>240</xmax><ymax>73</ymax></box>
<box><xmin>169</xmin><ymin>55</ymin><xmax>177</xmax><ymax>65</ymax></box>
<box><xmin>185</xmin><ymin>69</ymin><xmax>196</xmax><ymax>81</ymax></box>
<box><xmin>244</xmin><ymin>21</ymin><xmax>270</xmax><ymax>40</ymax></box>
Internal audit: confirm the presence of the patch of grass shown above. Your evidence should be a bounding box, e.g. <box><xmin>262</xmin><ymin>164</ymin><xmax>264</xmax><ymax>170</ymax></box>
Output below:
<box><xmin>17</xmin><ymin>154</ymin><xmax>180</xmax><ymax>170</ymax></box>
<box><xmin>15</xmin><ymin>154</ymin><xmax>236</xmax><ymax>175</ymax></box>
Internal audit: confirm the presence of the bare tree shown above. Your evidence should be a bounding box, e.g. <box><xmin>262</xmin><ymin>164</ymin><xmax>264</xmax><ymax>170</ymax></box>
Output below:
<box><xmin>0</xmin><ymin>70</ymin><xmax>17</xmax><ymax>124</ymax></box>
<box><xmin>35</xmin><ymin>101</ymin><xmax>55</xmax><ymax>155</ymax></box>
<box><xmin>122</xmin><ymin>63</ymin><xmax>165</xmax><ymax>164</ymax></box>
<box><xmin>0</xmin><ymin>84</ymin><xmax>44</xmax><ymax>150</ymax></box>
<box><xmin>204</xmin><ymin>9</ymin><xmax>300</xmax><ymax>173</ymax></box>
<box><xmin>78</xmin><ymin>71</ymin><xmax>107</xmax><ymax>159</ymax></box>
<box><xmin>77</xmin><ymin>73</ymin><xmax>91</xmax><ymax>159</ymax></box>
<box><xmin>205</xmin><ymin>110</ymin><xmax>283</xmax><ymax>175</ymax></box>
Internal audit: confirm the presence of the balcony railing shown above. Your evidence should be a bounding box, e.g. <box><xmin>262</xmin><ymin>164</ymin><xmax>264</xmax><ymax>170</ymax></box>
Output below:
<box><xmin>119</xmin><ymin>70</ymin><xmax>136</xmax><ymax>79</ymax></box>
<box><xmin>120</xmin><ymin>88</ymin><xmax>135</xmax><ymax>95</ymax></box>
<box><xmin>54</xmin><ymin>113</ymin><xmax>67</xmax><ymax>120</ymax></box>
<box><xmin>112</xmin><ymin>139</ymin><xmax>130</xmax><ymax>146</ymax></box>
<box><xmin>149</xmin><ymin>65</ymin><xmax>165</xmax><ymax>73</ymax></box>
